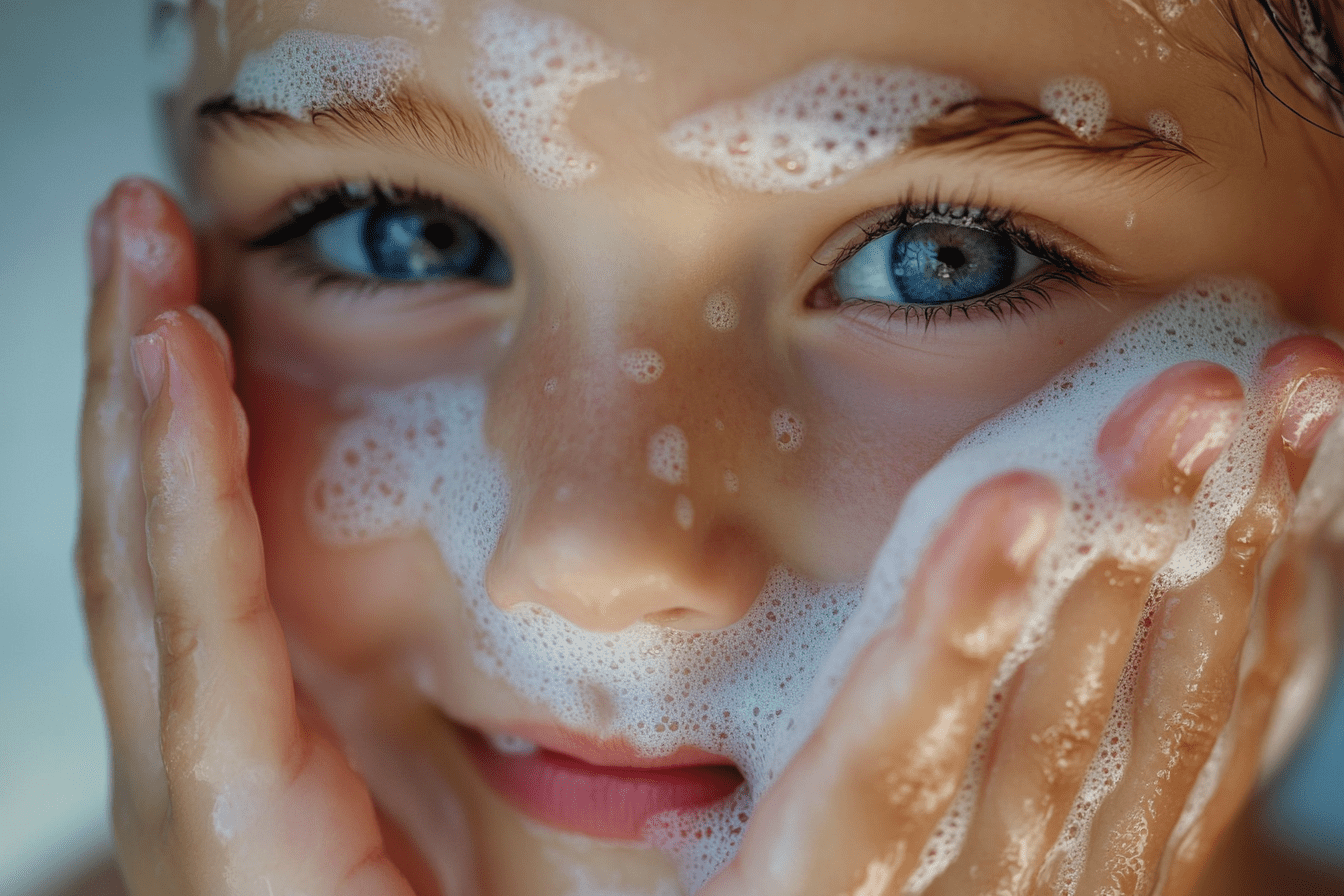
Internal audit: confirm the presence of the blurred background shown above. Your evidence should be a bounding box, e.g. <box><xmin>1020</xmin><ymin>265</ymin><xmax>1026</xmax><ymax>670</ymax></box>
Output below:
<box><xmin>0</xmin><ymin>1</ymin><xmax>1341</xmax><ymax>893</ymax></box>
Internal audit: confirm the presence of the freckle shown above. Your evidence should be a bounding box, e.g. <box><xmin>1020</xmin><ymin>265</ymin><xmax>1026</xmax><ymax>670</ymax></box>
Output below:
<box><xmin>543</xmin><ymin>377</ymin><xmax>558</xmax><ymax>396</ymax></box>
<box><xmin>771</xmin><ymin>408</ymin><xmax>805</xmax><ymax>452</ymax></box>
<box><xmin>723</xmin><ymin>470</ymin><xmax>739</xmax><ymax>493</ymax></box>
<box><xmin>618</xmin><ymin>348</ymin><xmax>665</xmax><ymax>384</ymax></box>
<box><xmin>674</xmin><ymin>494</ymin><xmax>694</xmax><ymax>529</ymax></box>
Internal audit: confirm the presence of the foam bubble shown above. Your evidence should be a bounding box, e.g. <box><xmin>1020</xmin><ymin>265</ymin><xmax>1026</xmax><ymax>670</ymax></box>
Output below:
<box><xmin>1041</xmin><ymin>75</ymin><xmax>1110</xmax><ymax>142</ymax></box>
<box><xmin>770</xmin><ymin>408</ymin><xmax>805</xmax><ymax>452</ymax></box>
<box><xmin>469</xmin><ymin>0</ymin><xmax>637</xmax><ymax>189</ymax></box>
<box><xmin>648</xmin><ymin>425</ymin><xmax>689</xmax><ymax>485</ymax></box>
<box><xmin>619</xmin><ymin>348</ymin><xmax>666</xmax><ymax>384</ymax></box>
<box><xmin>1147</xmin><ymin>109</ymin><xmax>1183</xmax><ymax>144</ymax></box>
<box><xmin>663</xmin><ymin>60</ymin><xmax>976</xmax><ymax>192</ymax></box>
<box><xmin>379</xmin><ymin>0</ymin><xmax>442</xmax><ymax>32</ymax></box>
<box><xmin>704</xmin><ymin>291</ymin><xmax>740</xmax><ymax>331</ymax></box>
<box><xmin>674</xmin><ymin>495</ymin><xmax>695</xmax><ymax>530</ymax></box>
<box><xmin>543</xmin><ymin>376</ymin><xmax>559</xmax><ymax>396</ymax></box>
<box><xmin>723</xmin><ymin>470</ymin><xmax>740</xmax><ymax>494</ymax></box>
<box><xmin>233</xmin><ymin>30</ymin><xmax>420</xmax><ymax>119</ymax></box>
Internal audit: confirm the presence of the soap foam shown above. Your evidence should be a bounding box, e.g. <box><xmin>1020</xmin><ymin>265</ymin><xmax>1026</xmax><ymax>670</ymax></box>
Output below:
<box><xmin>620</xmin><ymin>348</ymin><xmax>666</xmax><ymax>384</ymax></box>
<box><xmin>648</xmin><ymin>425</ymin><xmax>689</xmax><ymax>485</ymax></box>
<box><xmin>379</xmin><ymin>0</ymin><xmax>442</xmax><ymax>33</ymax></box>
<box><xmin>1147</xmin><ymin>108</ymin><xmax>1184</xmax><ymax>144</ymax></box>
<box><xmin>770</xmin><ymin>408</ymin><xmax>805</xmax><ymax>452</ymax></box>
<box><xmin>662</xmin><ymin>60</ymin><xmax>976</xmax><ymax>192</ymax></box>
<box><xmin>232</xmin><ymin>29</ymin><xmax>419</xmax><ymax>119</ymax></box>
<box><xmin>469</xmin><ymin>0</ymin><xmax>637</xmax><ymax>189</ymax></box>
<box><xmin>704</xmin><ymin>291</ymin><xmax>740</xmax><ymax>331</ymax></box>
<box><xmin>306</xmin><ymin>281</ymin><xmax>1331</xmax><ymax>893</ymax></box>
<box><xmin>1041</xmin><ymin>75</ymin><xmax>1111</xmax><ymax>142</ymax></box>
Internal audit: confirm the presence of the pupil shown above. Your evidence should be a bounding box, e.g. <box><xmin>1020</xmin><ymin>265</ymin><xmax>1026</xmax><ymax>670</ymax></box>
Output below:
<box><xmin>936</xmin><ymin>246</ymin><xmax>967</xmax><ymax>269</ymax></box>
<box><xmin>423</xmin><ymin>220</ymin><xmax>460</xmax><ymax>252</ymax></box>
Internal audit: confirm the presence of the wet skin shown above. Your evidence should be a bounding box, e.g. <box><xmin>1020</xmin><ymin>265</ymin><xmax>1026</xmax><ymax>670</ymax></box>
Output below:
<box><xmin>76</xmin><ymin>0</ymin><xmax>1344</xmax><ymax>893</ymax></box>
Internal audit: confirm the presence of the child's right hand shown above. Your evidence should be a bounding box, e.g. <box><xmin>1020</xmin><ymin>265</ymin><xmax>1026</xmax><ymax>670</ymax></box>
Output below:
<box><xmin>77</xmin><ymin>179</ymin><xmax>426</xmax><ymax>896</ymax></box>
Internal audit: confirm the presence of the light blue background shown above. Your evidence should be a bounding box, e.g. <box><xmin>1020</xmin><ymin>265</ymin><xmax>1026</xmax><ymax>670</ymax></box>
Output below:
<box><xmin>0</xmin><ymin>1</ymin><xmax>1339</xmax><ymax>893</ymax></box>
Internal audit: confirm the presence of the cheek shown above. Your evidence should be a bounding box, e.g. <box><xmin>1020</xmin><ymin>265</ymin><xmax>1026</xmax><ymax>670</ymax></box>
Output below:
<box><xmin>244</xmin><ymin>372</ymin><xmax>453</xmax><ymax>666</ymax></box>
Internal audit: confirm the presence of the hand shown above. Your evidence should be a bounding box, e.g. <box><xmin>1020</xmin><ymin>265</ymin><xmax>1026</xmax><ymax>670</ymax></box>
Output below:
<box><xmin>77</xmin><ymin>179</ymin><xmax>424</xmax><ymax>896</ymax></box>
<box><xmin>703</xmin><ymin>342</ymin><xmax>1344</xmax><ymax>896</ymax></box>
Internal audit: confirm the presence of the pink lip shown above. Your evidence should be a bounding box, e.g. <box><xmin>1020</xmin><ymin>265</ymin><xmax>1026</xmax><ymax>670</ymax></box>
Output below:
<box><xmin>455</xmin><ymin>722</ymin><xmax>744</xmax><ymax>841</ymax></box>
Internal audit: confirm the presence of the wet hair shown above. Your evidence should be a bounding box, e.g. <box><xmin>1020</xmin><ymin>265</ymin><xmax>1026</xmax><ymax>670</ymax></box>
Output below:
<box><xmin>1223</xmin><ymin>0</ymin><xmax>1344</xmax><ymax>133</ymax></box>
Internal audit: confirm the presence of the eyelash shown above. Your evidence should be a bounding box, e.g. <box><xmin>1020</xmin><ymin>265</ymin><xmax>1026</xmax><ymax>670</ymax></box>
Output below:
<box><xmin>248</xmin><ymin>180</ymin><xmax>1103</xmax><ymax>321</ymax></box>
<box><xmin>817</xmin><ymin>192</ymin><xmax>1103</xmax><ymax>328</ymax></box>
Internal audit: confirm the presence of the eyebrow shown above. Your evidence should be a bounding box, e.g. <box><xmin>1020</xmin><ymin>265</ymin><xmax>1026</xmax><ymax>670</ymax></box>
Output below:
<box><xmin>198</xmin><ymin>88</ymin><xmax>1208</xmax><ymax>188</ymax></box>
<box><xmin>198</xmin><ymin>89</ymin><xmax>514</xmax><ymax>177</ymax></box>
<box><xmin>907</xmin><ymin>97</ymin><xmax>1208</xmax><ymax>180</ymax></box>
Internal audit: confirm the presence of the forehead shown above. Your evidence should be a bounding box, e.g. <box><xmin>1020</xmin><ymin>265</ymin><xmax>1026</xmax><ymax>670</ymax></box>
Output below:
<box><xmin>184</xmin><ymin>0</ymin><xmax>1244</xmax><ymax>127</ymax></box>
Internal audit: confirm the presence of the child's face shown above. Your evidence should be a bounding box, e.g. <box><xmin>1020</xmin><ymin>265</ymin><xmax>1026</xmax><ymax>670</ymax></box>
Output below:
<box><xmin>174</xmin><ymin>0</ymin><xmax>1344</xmax><ymax>891</ymax></box>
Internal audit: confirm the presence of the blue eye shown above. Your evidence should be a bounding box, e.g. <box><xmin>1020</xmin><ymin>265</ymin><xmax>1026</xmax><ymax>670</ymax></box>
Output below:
<box><xmin>833</xmin><ymin>222</ymin><xmax>1042</xmax><ymax>306</ymax></box>
<box><xmin>308</xmin><ymin>200</ymin><xmax>512</xmax><ymax>286</ymax></box>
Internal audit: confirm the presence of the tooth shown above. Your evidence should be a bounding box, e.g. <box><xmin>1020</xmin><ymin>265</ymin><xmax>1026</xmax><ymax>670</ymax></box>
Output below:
<box><xmin>489</xmin><ymin>732</ymin><xmax>539</xmax><ymax>756</ymax></box>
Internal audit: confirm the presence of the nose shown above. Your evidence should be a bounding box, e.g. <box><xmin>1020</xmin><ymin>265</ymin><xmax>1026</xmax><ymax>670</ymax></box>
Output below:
<box><xmin>483</xmin><ymin>312</ymin><xmax>772</xmax><ymax>633</ymax></box>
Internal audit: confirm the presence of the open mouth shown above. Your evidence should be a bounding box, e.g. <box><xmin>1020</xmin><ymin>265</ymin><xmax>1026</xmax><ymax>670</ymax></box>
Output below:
<box><xmin>453</xmin><ymin>721</ymin><xmax>745</xmax><ymax>841</ymax></box>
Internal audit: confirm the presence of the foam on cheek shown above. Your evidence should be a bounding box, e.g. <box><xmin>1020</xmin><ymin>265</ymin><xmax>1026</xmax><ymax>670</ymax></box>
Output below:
<box><xmin>306</xmin><ymin>281</ymin><xmax>1324</xmax><ymax>893</ymax></box>
<box><xmin>704</xmin><ymin>291</ymin><xmax>740</xmax><ymax>331</ymax></box>
<box><xmin>647</xmin><ymin>425</ymin><xmax>689</xmax><ymax>485</ymax></box>
<box><xmin>619</xmin><ymin>349</ymin><xmax>666</xmax><ymax>384</ymax></box>
<box><xmin>469</xmin><ymin>0</ymin><xmax>637</xmax><ymax>189</ymax></box>
<box><xmin>770</xmin><ymin>409</ymin><xmax>805</xmax><ymax>452</ymax></box>
<box><xmin>662</xmin><ymin>60</ymin><xmax>977</xmax><ymax>192</ymax></box>
<box><xmin>232</xmin><ymin>29</ymin><xmax>420</xmax><ymax>119</ymax></box>
<box><xmin>1041</xmin><ymin>75</ymin><xmax>1111</xmax><ymax>142</ymax></box>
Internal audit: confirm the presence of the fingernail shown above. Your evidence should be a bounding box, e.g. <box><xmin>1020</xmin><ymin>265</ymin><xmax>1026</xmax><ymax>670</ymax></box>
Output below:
<box><xmin>132</xmin><ymin>331</ymin><xmax>167</xmax><ymax>406</ymax></box>
<box><xmin>1170</xmin><ymin>397</ymin><xmax>1243</xmax><ymax>477</ymax></box>
<box><xmin>1282</xmin><ymin>372</ymin><xmax>1344</xmax><ymax>456</ymax></box>
<box><xmin>89</xmin><ymin>194</ymin><xmax>115</xmax><ymax>288</ymax></box>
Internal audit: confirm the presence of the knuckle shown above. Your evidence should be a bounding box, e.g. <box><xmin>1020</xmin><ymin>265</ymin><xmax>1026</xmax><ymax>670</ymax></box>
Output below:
<box><xmin>153</xmin><ymin>608</ymin><xmax>201</xmax><ymax>682</ymax></box>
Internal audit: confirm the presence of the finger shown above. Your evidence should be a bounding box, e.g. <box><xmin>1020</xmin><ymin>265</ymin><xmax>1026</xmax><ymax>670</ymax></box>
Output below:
<box><xmin>703</xmin><ymin>472</ymin><xmax>1059</xmax><ymax>896</ymax></box>
<box><xmin>75</xmin><ymin>178</ymin><xmax>197</xmax><ymax>854</ymax></box>
<box><xmin>1071</xmin><ymin>465</ymin><xmax>1289</xmax><ymax>896</ymax></box>
<box><xmin>929</xmin><ymin>559</ymin><xmax>1151</xmax><ymax>896</ymax></box>
<box><xmin>137</xmin><ymin>309</ymin><xmax>415</xmax><ymax>895</ymax></box>
<box><xmin>1096</xmin><ymin>361</ymin><xmax>1244</xmax><ymax>501</ymax></box>
<box><xmin>1265</xmin><ymin>335</ymin><xmax>1344</xmax><ymax>491</ymax></box>
<box><xmin>929</xmin><ymin>363</ymin><xmax>1247</xmax><ymax>895</ymax></box>
<box><xmin>1155</xmin><ymin>544</ymin><xmax>1305</xmax><ymax>895</ymax></box>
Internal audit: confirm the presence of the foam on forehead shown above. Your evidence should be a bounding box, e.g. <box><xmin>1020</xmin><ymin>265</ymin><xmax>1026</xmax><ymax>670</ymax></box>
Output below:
<box><xmin>306</xmin><ymin>281</ymin><xmax>1320</xmax><ymax>892</ymax></box>
<box><xmin>662</xmin><ymin>59</ymin><xmax>977</xmax><ymax>192</ymax></box>
<box><xmin>468</xmin><ymin>0</ymin><xmax>638</xmax><ymax>189</ymax></box>
<box><xmin>232</xmin><ymin>29</ymin><xmax>419</xmax><ymax>119</ymax></box>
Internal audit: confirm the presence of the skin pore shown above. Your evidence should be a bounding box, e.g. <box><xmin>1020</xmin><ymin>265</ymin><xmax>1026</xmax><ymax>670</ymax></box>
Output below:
<box><xmin>73</xmin><ymin>0</ymin><xmax>1344</xmax><ymax>894</ymax></box>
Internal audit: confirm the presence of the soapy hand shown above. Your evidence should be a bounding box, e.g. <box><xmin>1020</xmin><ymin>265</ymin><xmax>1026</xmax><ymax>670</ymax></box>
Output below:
<box><xmin>703</xmin><ymin>342</ymin><xmax>1344</xmax><ymax>895</ymax></box>
<box><xmin>77</xmin><ymin>180</ymin><xmax>426</xmax><ymax>896</ymax></box>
